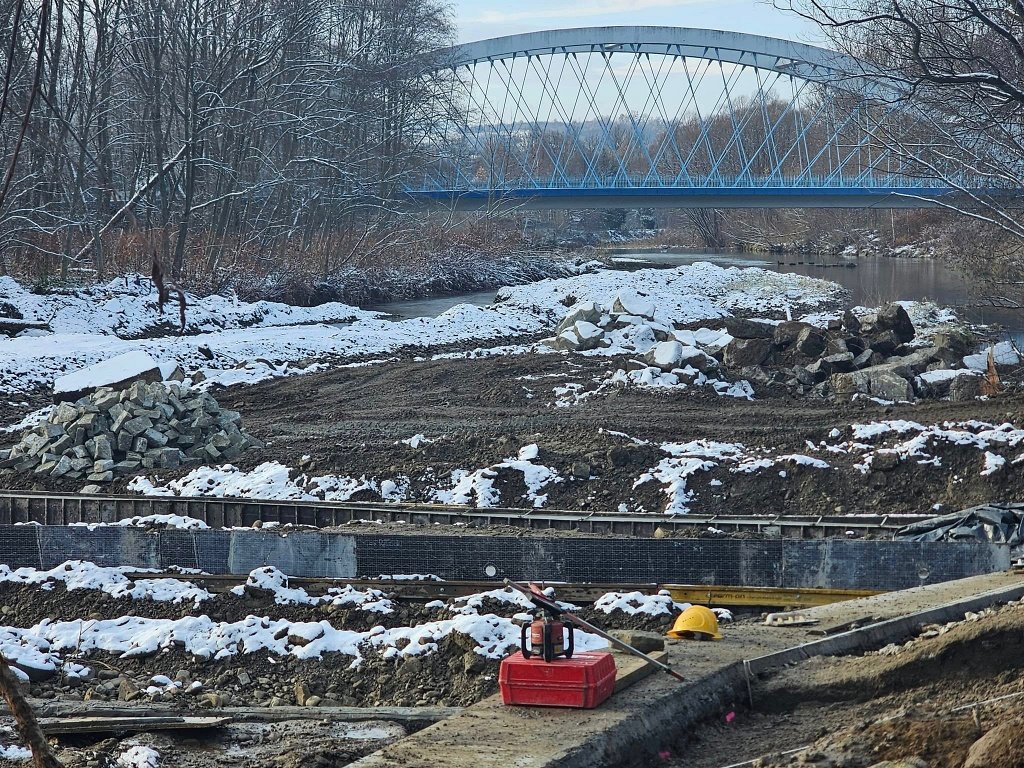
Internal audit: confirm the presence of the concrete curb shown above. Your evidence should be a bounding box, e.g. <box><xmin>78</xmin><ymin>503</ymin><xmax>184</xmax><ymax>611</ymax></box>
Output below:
<box><xmin>744</xmin><ymin>579</ymin><xmax>1024</xmax><ymax>675</ymax></box>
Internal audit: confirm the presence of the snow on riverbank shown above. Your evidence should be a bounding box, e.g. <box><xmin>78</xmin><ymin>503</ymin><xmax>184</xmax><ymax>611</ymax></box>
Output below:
<box><xmin>0</xmin><ymin>264</ymin><xmax>845</xmax><ymax>395</ymax></box>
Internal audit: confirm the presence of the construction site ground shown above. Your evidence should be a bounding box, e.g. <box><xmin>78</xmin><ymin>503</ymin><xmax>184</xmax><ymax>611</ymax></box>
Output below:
<box><xmin>0</xmin><ymin>571</ymin><xmax>1019</xmax><ymax>767</ymax></box>
<box><xmin>6</xmin><ymin>352</ymin><xmax>1022</xmax><ymax>519</ymax></box>
<box><xmin>679</xmin><ymin>593</ymin><xmax>1024</xmax><ymax>768</ymax></box>
<box><xmin>346</xmin><ymin>572</ymin><xmax>1024</xmax><ymax>768</ymax></box>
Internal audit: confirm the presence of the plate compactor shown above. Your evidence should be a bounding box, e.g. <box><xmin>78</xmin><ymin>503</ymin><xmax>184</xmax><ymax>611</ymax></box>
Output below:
<box><xmin>498</xmin><ymin>580</ymin><xmax>685</xmax><ymax>709</ymax></box>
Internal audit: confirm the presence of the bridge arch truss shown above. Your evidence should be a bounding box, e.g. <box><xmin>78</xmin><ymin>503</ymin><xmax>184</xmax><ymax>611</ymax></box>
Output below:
<box><xmin>407</xmin><ymin>27</ymin><xmax>953</xmax><ymax>210</ymax></box>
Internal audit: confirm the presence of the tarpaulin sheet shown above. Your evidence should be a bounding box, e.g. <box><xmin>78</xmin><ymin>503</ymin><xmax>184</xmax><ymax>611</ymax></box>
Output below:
<box><xmin>894</xmin><ymin>503</ymin><xmax>1024</xmax><ymax>546</ymax></box>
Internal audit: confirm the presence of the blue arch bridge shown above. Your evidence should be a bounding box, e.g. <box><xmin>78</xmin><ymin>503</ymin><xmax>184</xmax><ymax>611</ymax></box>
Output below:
<box><xmin>404</xmin><ymin>27</ymin><xmax>989</xmax><ymax>211</ymax></box>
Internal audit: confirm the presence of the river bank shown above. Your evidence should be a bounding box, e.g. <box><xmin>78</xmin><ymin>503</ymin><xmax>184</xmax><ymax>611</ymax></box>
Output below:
<box><xmin>376</xmin><ymin>250</ymin><xmax>1024</xmax><ymax>348</ymax></box>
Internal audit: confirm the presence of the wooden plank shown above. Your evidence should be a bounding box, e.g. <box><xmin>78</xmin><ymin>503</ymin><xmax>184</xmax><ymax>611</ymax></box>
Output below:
<box><xmin>663</xmin><ymin>584</ymin><xmax>879</xmax><ymax>609</ymax></box>
<box><xmin>29</xmin><ymin>702</ymin><xmax>460</xmax><ymax>726</ymax></box>
<box><xmin>612</xmin><ymin>649</ymin><xmax>669</xmax><ymax>694</ymax></box>
<box><xmin>40</xmin><ymin>716</ymin><xmax>230</xmax><ymax>735</ymax></box>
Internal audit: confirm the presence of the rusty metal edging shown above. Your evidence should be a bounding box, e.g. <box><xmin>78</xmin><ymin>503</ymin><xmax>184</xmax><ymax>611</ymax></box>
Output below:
<box><xmin>0</xmin><ymin>491</ymin><xmax>931</xmax><ymax>539</ymax></box>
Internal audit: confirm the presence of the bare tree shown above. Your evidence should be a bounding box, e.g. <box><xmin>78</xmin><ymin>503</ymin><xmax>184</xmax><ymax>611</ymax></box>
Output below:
<box><xmin>776</xmin><ymin>0</ymin><xmax>1024</xmax><ymax>242</ymax></box>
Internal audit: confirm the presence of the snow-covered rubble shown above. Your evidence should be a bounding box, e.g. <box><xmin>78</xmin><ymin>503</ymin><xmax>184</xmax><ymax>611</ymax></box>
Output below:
<box><xmin>0</xmin><ymin>263</ymin><xmax>844</xmax><ymax>395</ymax></box>
<box><xmin>0</xmin><ymin>577</ymin><xmax>610</xmax><ymax>681</ymax></box>
<box><xmin>542</xmin><ymin>292</ymin><xmax>761</xmax><ymax>402</ymax></box>
<box><xmin>593</xmin><ymin>590</ymin><xmax>690</xmax><ymax>617</ymax></box>
<box><xmin>431</xmin><ymin>445</ymin><xmax>562</xmax><ymax>508</ymax></box>
<box><xmin>0</xmin><ymin>561</ymin><xmax>211</xmax><ymax>606</ymax></box>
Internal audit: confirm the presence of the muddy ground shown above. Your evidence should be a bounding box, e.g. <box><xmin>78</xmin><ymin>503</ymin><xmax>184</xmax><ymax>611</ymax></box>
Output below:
<box><xmin>668</xmin><ymin>600</ymin><xmax>1024</xmax><ymax>768</ymax></box>
<box><xmin>94</xmin><ymin>352</ymin><xmax>1024</xmax><ymax>516</ymax></box>
<box><xmin>4</xmin><ymin>350</ymin><xmax>1023</xmax><ymax>517</ymax></box>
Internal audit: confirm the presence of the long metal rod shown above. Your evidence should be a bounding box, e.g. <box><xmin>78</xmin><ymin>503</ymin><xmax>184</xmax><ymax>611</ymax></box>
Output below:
<box><xmin>503</xmin><ymin>579</ymin><xmax>687</xmax><ymax>683</ymax></box>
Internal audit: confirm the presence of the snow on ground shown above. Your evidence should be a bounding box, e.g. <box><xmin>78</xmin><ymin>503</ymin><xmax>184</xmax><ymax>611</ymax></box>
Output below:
<box><xmin>815</xmin><ymin>419</ymin><xmax>1024</xmax><ymax>476</ymax></box>
<box><xmin>0</xmin><ymin>592</ymin><xmax>607</xmax><ymax>678</ymax></box>
<box><xmin>593</xmin><ymin>590</ymin><xmax>690</xmax><ymax>616</ymax></box>
<box><xmin>115</xmin><ymin>745</ymin><xmax>160</xmax><ymax>768</ymax></box>
<box><xmin>432</xmin><ymin>444</ymin><xmax>562</xmax><ymax>508</ymax></box>
<box><xmin>0</xmin><ymin>745</ymin><xmax>31</xmax><ymax>760</ymax></box>
<box><xmin>633</xmin><ymin>439</ymin><xmax>837</xmax><ymax>515</ymax></box>
<box><xmin>0</xmin><ymin>561</ymin><xmax>211</xmax><ymax>606</ymax></box>
<box><xmin>0</xmin><ymin>263</ymin><xmax>843</xmax><ymax>395</ymax></box>
<box><xmin>231</xmin><ymin>567</ymin><xmax>395</xmax><ymax>613</ymax></box>
<box><xmin>0</xmin><ymin>405</ymin><xmax>54</xmax><ymax>434</ymax></box>
<box><xmin>130</xmin><ymin>447</ymin><xmax>563</xmax><ymax>509</ymax></box>
<box><xmin>551</xmin><ymin>366</ymin><xmax>754</xmax><ymax>407</ymax></box>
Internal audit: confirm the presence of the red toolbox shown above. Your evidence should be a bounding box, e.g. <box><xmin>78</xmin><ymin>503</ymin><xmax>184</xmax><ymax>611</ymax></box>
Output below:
<box><xmin>499</xmin><ymin>651</ymin><xmax>616</xmax><ymax>709</ymax></box>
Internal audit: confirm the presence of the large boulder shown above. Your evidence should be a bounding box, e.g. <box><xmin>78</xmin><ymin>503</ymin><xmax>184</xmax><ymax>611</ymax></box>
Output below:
<box><xmin>551</xmin><ymin>320</ymin><xmax>606</xmax><ymax>352</ymax></box>
<box><xmin>820</xmin><ymin>352</ymin><xmax>855</xmax><ymax>373</ymax></box>
<box><xmin>914</xmin><ymin>368</ymin><xmax>980</xmax><ymax>398</ymax></box>
<box><xmin>868</xmin><ymin>371</ymin><xmax>916</xmax><ymax>401</ymax></box>
<box><xmin>678</xmin><ymin>346</ymin><xmax>719</xmax><ymax>373</ymax></box>
<box><xmin>870</xmin><ymin>330</ymin><xmax>901</xmax><ymax>356</ymax></box>
<box><xmin>794</xmin><ymin>327</ymin><xmax>827</xmax><ymax>357</ymax></box>
<box><xmin>772</xmin><ymin>321</ymin><xmax>813</xmax><ymax>348</ymax></box>
<box><xmin>645</xmin><ymin>341</ymin><xmax>685</xmax><ymax>372</ymax></box>
<box><xmin>874</xmin><ymin>347</ymin><xmax>938</xmax><ymax>380</ymax></box>
<box><xmin>842</xmin><ymin>309</ymin><xmax>862</xmax><ymax>334</ymax></box>
<box><xmin>556</xmin><ymin>302</ymin><xmax>602</xmax><ymax>333</ymax></box>
<box><xmin>949</xmin><ymin>374</ymin><xmax>983</xmax><ymax>401</ymax></box>
<box><xmin>611</xmin><ymin>291</ymin><xmax>655</xmax><ymax>319</ymax></box>
<box><xmin>722</xmin><ymin>318</ymin><xmax>775</xmax><ymax>340</ymax></box>
<box><xmin>876</xmin><ymin>303</ymin><xmax>916</xmax><ymax>343</ymax></box>
<box><xmin>831</xmin><ymin>368</ymin><xmax>913</xmax><ymax>402</ymax></box>
<box><xmin>723</xmin><ymin>338</ymin><xmax>772</xmax><ymax>368</ymax></box>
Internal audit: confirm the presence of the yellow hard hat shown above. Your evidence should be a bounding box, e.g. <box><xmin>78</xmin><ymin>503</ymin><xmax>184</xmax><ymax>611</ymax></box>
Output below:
<box><xmin>666</xmin><ymin>605</ymin><xmax>722</xmax><ymax>641</ymax></box>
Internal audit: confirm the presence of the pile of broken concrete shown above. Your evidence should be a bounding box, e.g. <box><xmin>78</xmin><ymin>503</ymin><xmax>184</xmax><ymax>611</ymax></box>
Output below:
<box><xmin>724</xmin><ymin>303</ymin><xmax>986</xmax><ymax>401</ymax></box>
<box><xmin>0</xmin><ymin>380</ymin><xmax>259</xmax><ymax>486</ymax></box>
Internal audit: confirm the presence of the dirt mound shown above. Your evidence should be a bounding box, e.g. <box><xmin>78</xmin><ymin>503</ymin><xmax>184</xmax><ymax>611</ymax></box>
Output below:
<box><xmin>672</xmin><ymin>601</ymin><xmax>1024</xmax><ymax>768</ymax></box>
<box><xmin>757</xmin><ymin>602</ymin><xmax>1024</xmax><ymax>708</ymax></box>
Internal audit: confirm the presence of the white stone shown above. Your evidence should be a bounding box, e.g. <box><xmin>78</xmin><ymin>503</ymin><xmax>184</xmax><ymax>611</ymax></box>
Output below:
<box><xmin>611</xmin><ymin>291</ymin><xmax>655</xmax><ymax>319</ymax></box>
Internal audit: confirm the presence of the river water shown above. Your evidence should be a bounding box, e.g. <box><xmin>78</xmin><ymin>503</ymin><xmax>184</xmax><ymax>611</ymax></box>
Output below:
<box><xmin>367</xmin><ymin>251</ymin><xmax>1024</xmax><ymax>345</ymax></box>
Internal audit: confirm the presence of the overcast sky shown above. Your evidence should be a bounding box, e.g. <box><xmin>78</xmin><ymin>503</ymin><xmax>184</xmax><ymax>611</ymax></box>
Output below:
<box><xmin>450</xmin><ymin>1</ymin><xmax>819</xmax><ymax>44</ymax></box>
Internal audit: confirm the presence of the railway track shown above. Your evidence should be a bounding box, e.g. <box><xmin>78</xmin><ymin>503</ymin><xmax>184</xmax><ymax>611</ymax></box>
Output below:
<box><xmin>0</xmin><ymin>490</ymin><xmax>931</xmax><ymax>538</ymax></box>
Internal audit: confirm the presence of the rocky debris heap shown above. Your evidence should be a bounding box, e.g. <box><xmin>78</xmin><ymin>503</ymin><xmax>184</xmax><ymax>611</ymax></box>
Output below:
<box><xmin>548</xmin><ymin>295</ymin><xmax>1012</xmax><ymax>403</ymax></box>
<box><xmin>0</xmin><ymin>380</ymin><xmax>260</xmax><ymax>483</ymax></box>
<box><xmin>717</xmin><ymin>303</ymin><xmax>996</xmax><ymax>401</ymax></box>
<box><xmin>548</xmin><ymin>295</ymin><xmax>723</xmax><ymax>383</ymax></box>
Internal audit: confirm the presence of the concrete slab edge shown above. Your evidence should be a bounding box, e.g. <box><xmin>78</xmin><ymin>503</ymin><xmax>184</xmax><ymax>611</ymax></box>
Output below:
<box><xmin>744</xmin><ymin>579</ymin><xmax>1024</xmax><ymax>676</ymax></box>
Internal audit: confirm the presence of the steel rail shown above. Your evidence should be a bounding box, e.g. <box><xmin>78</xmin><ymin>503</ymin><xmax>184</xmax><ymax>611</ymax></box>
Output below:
<box><xmin>0</xmin><ymin>490</ymin><xmax>931</xmax><ymax>539</ymax></box>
